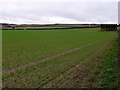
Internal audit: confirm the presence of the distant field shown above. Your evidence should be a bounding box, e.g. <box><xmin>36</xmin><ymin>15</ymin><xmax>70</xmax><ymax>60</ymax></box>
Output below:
<box><xmin>15</xmin><ymin>26</ymin><xmax>70</xmax><ymax>29</ymax></box>
<box><xmin>117</xmin><ymin>27</ymin><xmax>120</xmax><ymax>30</ymax></box>
<box><xmin>2</xmin><ymin>28</ymin><xmax>117</xmax><ymax>88</ymax></box>
<box><xmin>2</xmin><ymin>24</ymin><xmax>99</xmax><ymax>30</ymax></box>
<box><xmin>2</xmin><ymin>26</ymin><xmax>70</xmax><ymax>29</ymax></box>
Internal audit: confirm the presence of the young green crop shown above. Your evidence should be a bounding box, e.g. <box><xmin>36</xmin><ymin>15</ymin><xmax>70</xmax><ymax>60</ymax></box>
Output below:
<box><xmin>2</xmin><ymin>28</ymin><xmax>117</xmax><ymax>88</ymax></box>
<box><xmin>3</xmin><ymin>28</ymin><xmax>102</xmax><ymax>70</ymax></box>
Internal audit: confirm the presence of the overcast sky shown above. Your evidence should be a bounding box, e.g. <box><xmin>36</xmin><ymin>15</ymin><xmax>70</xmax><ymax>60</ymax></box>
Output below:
<box><xmin>0</xmin><ymin>0</ymin><xmax>119</xmax><ymax>24</ymax></box>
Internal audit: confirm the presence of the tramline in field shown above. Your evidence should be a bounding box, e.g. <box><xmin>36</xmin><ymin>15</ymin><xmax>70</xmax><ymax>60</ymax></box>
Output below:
<box><xmin>2</xmin><ymin>28</ymin><xmax>118</xmax><ymax>88</ymax></box>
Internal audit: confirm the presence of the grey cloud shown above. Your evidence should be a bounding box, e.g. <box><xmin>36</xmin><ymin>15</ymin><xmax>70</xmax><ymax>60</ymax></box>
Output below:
<box><xmin>0</xmin><ymin>1</ymin><xmax>118</xmax><ymax>24</ymax></box>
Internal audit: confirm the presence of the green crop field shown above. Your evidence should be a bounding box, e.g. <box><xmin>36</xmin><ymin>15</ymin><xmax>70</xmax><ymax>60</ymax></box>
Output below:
<box><xmin>2</xmin><ymin>28</ymin><xmax>118</xmax><ymax>88</ymax></box>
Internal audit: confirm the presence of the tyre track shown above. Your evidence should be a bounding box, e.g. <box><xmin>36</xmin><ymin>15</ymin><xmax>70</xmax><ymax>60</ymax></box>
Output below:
<box><xmin>39</xmin><ymin>41</ymin><xmax>109</xmax><ymax>88</ymax></box>
<box><xmin>3</xmin><ymin>41</ymin><xmax>96</xmax><ymax>74</ymax></box>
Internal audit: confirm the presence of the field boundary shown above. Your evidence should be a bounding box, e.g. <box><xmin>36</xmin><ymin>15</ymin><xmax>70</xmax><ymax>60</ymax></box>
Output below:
<box><xmin>3</xmin><ymin>42</ymin><xmax>96</xmax><ymax>74</ymax></box>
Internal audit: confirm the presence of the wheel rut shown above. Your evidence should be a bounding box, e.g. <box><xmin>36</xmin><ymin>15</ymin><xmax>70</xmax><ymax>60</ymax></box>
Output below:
<box><xmin>3</xmin><ymin>42</ymin><xmax>96</xmax><ymax>74</ymax></box>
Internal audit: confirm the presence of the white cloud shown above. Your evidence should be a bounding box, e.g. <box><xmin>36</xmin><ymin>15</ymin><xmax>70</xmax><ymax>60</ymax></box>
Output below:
<box><xmin>0</xmin><ymin>0</ymin><xmax>118</xmax><ymax>24</ymax></box>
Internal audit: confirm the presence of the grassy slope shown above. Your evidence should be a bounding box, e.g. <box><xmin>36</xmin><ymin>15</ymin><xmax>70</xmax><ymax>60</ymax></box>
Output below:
<box><xmin>0</xmin><ymin>30</ymin><xmax>2</xmax><ymax>89</ymax></box>
<box><xmin>99</xmin><ymin>38</ymin><xmax>118</xmax><ymax>88</ymax></box>
<box><xmin>2</xmin><ymin>28</ymin><xmax>117</xmax><ymax>88</ymax></box>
